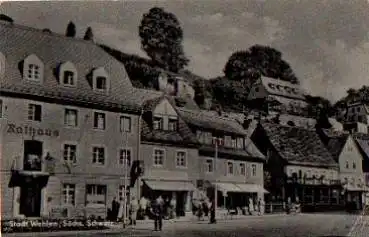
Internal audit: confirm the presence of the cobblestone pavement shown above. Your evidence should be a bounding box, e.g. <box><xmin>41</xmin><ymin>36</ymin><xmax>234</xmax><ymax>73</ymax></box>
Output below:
<box><xmin>346</xmin><ymin>214</ymin><xmax>369</xmax><ymax>237</ymax></box>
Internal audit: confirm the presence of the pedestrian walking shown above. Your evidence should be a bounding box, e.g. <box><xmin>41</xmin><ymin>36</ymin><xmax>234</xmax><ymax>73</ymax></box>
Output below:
<box><xmin>150</xmin><ymin>195</ymin><xmax>164</xmax><ymax>231</ymax></box>
<box><xmin>258</xmin><ymin>198</ymin><xmax>265</xmax><ymax>216</ymax></box>
<box><xmin>139</xmin><ymin>196</ymin><xmax>148</xmax><ymax>219</ymax></box>
<box><xmin>209</xmin><ymin>199</ymin><xmax>216</xmax><ymax>224</ymax></box>
<box><xmin>248</xmin><ymin>198</ymin><xmax>254</xmax><ymax>215</ymax></box>
<box><xmin>170</xmin><ymin>197</ymin><xmax>177</xmax><ymax>219</ymax></box>
<box><xmin>130</xmin><ymin>196</ymin><xmax>139</xmax><ymax>226</ymax></box>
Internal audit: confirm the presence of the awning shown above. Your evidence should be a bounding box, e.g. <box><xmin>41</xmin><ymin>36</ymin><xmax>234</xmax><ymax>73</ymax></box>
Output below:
<box><xmin>144</xmin><ymin>180</ymin><xmax>196</xmax><ymax>191</ymax></box>
<box><xmin>344</xmin><ymin>184</ymin><xmax>368</xmax><ymax>192</ymax></box>
<box><xmin>236</xmin><ymin>184</ymin><xmax>269</xmax><ymax>194</ymax></box>
<box><xmin>215</xmin><ymin>183</ymin><xmax>243</xmax><ymax>193</ymax></box>
<box><xmin>8</xmin><ymin>170</ymin><xmax>50</xmax><ymax>188</ymax></box>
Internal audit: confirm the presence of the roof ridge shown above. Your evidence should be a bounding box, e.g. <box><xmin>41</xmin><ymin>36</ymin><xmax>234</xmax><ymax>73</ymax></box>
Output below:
<box><xmin>0</xmin><ymin>21</ymin><xmax>96</xmax><ymax>46</ymax></box>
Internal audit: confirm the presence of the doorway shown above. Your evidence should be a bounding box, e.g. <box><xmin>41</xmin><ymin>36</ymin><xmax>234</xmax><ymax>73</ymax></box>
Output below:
<box><xmin>176</xmin><ymin>191</ymin><xmax>186</xmax><ymax>217</ymax></box>
<box><xmin>19</xmin><ymin>181</ymin><xmax>42</xmax><ymax>217</ymax></box>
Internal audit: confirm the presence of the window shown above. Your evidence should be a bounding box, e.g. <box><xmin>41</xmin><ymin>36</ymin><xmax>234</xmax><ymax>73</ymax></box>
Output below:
<box><xmin>153</xmin><ymin>117</ymin><xmax>163</xmax><ymax>130</ymax></box>
<box><xmin>27</xmin><ymin>64</ymin><xmax>40</xmax><ymax>80</ymax></box>
<box><xmin>119</xmin><ymin>149</ymin><xmax>131</xmax><ymax>166</ymax></box>
<box><xmin>239</xmin><ymin>163</ymin><xmax>246</xmax><ymax>176</ymax></box>
<box><xmin>64</xmin><ymin>109</ymin><xmax>78</xmax><ymax>127</ymax></box>
<box><xmin>118</xmin><ymin>185</ymin><xmax>129</xmax><ymax>202</ymax></box>
<box><xmin>86</xmin><ymin>185</ymin><xmax>106</xmax><ymax>206</ymax></box>
<box><xmin>120</xmin><ymin>116</ymin><xmax>131</xmax><ymax>132</ymax></box>
<box><xmin>227</xmin><ymin>161</ymin><xmax>234</xmax><ymax>175</ymax></box>
<box><xmin>63</xmin><ymin>144</ymin><xmax>77</xmax><ymax>163</ymax></box>
<box><xmin>96</xmin><ymin>76</ymin><xmax>107</xmax><ymax>90</ymax></box>
<box><xmin>153</xmin><ymin>149</ymin><xmax>164</xmax><ymax>166</ymax></box>
<box><xmin>345</xmin><ymin>161</ymin><xmax>349</xmax><ymax>169</ymax></box>
<box><xmin>63</xmin><ymin>71</ymin><xmax>75</xmax><ymax>86</ymax></box>
<box><xmin>251</xmin><ymin>164</ymin><xmax>257</xmax><ymax>176</ymax></box>
<box><xmin>92</xmin><ymin>147</ymin><xmax>105</xmax><ymax>165</ymax></box>
<box><xmin>28</xmin><ymin>104</ymin><xmax>41</xmax><ymax>121</ymax></box>
<box><xmin>353</xmin><ymin>162</ymin><xmax>356</xmax><ymax>169</ymax></box>
<box><xmin>62</xmin><ymin>184</ymin><xmax>75</xmax><ymax>205</ymax></box>
<box><xmin>231</xmin><ymin>137</ymin><xmax>237</xmax><ymax>148</ymax></box>
<box><xmin>168</xmin><ymin>118</ymin><xmax>178</xmax><ymax>131</ymax></box>
<box><xmin>205</xmin><ymin>159</ymin><xmax>213</xmax><ymax>173</ymax></box>
<box><xmin>176</xmin><ymin>151</ymin><xmax>187</xmax><ymax>167</ymax></box>
<box><xmin>93</xmin><ymin>112</ymin><xmax>106</xmax><ymax>130</ymax></box>
<box><xmin>237</xmin><ymin>137</ymin><xmax>244</xmax><ymax>149</ymax></box>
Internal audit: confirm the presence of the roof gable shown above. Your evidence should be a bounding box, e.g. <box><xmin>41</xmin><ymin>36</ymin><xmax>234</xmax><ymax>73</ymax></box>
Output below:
<box><xmin>153</xmin><ymin>98</ymin><xmax>178</xmax><ymax>117</ymax></box>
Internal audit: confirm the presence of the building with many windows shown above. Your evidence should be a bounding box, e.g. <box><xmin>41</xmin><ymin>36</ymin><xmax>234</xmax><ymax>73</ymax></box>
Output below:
<box><xmin>251</xmin><ymin>122</ymin><xmax>342</xmax><ymax>212</ymax></box>
<box><xmin>177</xmin><ymin>109</ymin><xmax>267</xmax><ymax>210</ymax></box>
<box><xmin>0</xmin><ymin>22</ymin><xmax>161</xmax><ymax>219</ymax></box>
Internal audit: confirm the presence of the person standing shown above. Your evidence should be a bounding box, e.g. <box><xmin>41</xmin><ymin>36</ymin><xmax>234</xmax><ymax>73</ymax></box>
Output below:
<box><xmin>111</xmin><ymin>197</ymin><xmax>120</xmax><ymax>222</ymax></box>
<box><xmin>130</xmin><ymin>196</ymin><xmax>139</xmax><ymax>226</ymax></box>
<box><xmin>170</xmin><ymin>197</ymin><xmax>177</xmax><ymax>219</ymax></box>
<box><xmin>139</xmin><ymin>196</ymin><xmax>148</xmax><ymax>219</ymax></box>
<box><xmin>151</xmin><ymin>195</ymin><xmax>164</xmax><ymax>231</ymax></box>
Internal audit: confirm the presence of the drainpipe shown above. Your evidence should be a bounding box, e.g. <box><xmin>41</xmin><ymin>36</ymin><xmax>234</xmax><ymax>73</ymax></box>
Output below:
<box><xmin>136</xmin><ymin>107</ymin><xmax>144</xmax><ymax>201</ymax></box>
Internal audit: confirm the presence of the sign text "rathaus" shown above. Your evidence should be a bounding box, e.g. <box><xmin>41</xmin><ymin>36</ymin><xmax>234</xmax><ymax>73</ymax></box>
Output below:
<box><xmin>7</xmin><ymin>124</ymin><xmax>60</xmax><ymax>137</ymax></box>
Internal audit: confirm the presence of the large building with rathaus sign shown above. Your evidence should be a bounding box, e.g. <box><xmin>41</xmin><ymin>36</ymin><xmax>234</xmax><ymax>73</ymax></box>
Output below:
<box><xmin>0</xmin><ymin>21</ymin><xmax>161</xmax><ymax>219</ymax></box>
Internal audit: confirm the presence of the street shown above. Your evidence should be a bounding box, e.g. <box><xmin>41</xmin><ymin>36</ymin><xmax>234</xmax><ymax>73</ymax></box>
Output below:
<box><xmin>4</xmin><ymin>214</ymin><xmax>367</xmax><ymax>237</ymax></box>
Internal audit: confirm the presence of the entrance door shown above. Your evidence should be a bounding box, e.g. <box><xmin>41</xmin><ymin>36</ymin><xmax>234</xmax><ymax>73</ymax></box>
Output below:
<box><xmin>19</xmin><ymin>182</ymin><xmax>42</xmax><ymax>217</ymax></box>
<box><xmin>23</xmin><ymin>140</ymin><xmax>43</xmax><ymax>171</ymax></box>
<box><xmin>176</xmin><ymin>191</ymin><xmax>186</xmax><ymax>217</ymax></box>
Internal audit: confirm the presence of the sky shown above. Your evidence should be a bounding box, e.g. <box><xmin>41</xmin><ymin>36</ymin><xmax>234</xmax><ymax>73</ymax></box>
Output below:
<box><xmin>1</xmin><ymin>0</ymin><xmax>369</xmax><ymax>102</ymax></box>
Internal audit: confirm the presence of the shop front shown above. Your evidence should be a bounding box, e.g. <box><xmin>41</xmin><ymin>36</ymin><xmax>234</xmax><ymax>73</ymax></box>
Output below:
<box><xmin>141</xmin><ymin>179</ymin><xmax>195</xmax><ymax>217</ymax></box>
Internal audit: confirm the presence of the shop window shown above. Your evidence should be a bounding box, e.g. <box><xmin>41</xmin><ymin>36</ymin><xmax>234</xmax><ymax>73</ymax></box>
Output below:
<box><xmin>153</xmin><ymin>149</ymin><xmax>165</xmax><ymax>166</ymax></box>
<box><xmin>120</xmin><ymin>116</ymin><xmax>131</xmax><ymax>132</ymax></box>
<box><xmin>175</xmin><ymin>151</ymin><xmax>187</xmax><ymax>168</ymax></box>
<box><xmin>28</xmin><ymin>103</ymin><xmax>42</xmax><ymax>121</ymax></box>
<box><xmin>62</xmin><ymin>184</ymin><xmax>76</xmax><ymax>205</ymax></box>
<box><xmin>119</xmin><ymin>149</ymin><xmax>131</xmax><ymax>166</ymax></box>
<box><xmin>63</xmin><ymin>144</ymin><xmax>77</xmax><ymax>163</ymax></box>
<box><xmin>92</xmin><ymin>146</ymin><xmax>105</xmax><ymax>165</ymax></box>
<box><xmin>64</xmin><ymin>108</ymin><xmax>78</xmax><ymax>127</ymax></box>
<box><xmin>85</xmin><ymin>185</ymin><xmax>106</xmax><ymax>206</ymax></box>
<box><xmin>93</xmin><ymin>112</ymin><xmax>106</xmax><ymax>130</ymax></box>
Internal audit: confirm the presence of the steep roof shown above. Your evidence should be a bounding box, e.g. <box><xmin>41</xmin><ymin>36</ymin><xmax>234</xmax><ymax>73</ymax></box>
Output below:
<box><xmin>0</xmin><ymin>22</ymin><xmax>161</xmax><ymax>112</ymax></box>
<box><xmin>177</xmin><ymin>108</ymin><xmax>247</xmax><ymax>136</ymax></box>
<box><xmin>352</xmin><ymin>132</ymin><xmax>369</xmax><ymax>160</ymax></box>
<box><xmin>140</xmin><ymin>97</ymin><xmax>199</xmax><ymax>146</ymax></box>
<box><xmin>260</xmin><ymin>122</ymin><xmax>337</xmax><ymax>167</ymax></box>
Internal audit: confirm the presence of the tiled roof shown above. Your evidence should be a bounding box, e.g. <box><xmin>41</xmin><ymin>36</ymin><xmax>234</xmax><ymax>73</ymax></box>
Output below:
<box><xmin>326</xmin><ymin>135</ymin><xmax>348</xmax><ymax>161</ymax></box>
<box><xmin>355</xmin><ymin>139</ymin><xmax>369</xmax><ymax>160</ymax></box>
<box><xmin>177</xmin><ymin>108</ymin><xmax>247</xmax><ymax>136</ymax></box>
<box><xmin>0</xmin><ymin>22</ymin><xmax>162</xmax><ymax>112</ymax></box>
<box><xmin>260</xmin><ymin>122</ymin><xmax>337</xmax><ymax>167</ymax></box>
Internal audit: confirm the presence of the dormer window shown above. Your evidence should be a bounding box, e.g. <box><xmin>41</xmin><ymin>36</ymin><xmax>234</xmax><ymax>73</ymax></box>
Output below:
<box><xmin>63</xmin><ymin>71</ymin><xmax>75</xmax><ymax>86</ymax></box>
<box><xmin>153</xmin><ymin>116</ymin><xmax>163</xmax><ymax>130</ymax></box>
<box><xmin>59</xmin><ymin>61</ymin><xmax>77</xmax><ymax>87</ymax></box>
<box><xmin>92</xmin><ymin>67</ymin><xmax>109</xmax><ymax>93</ymax></box>
<box><xmin>168</xmin><ymin>118</ymin><xmax>178</xmax><ymax>131</ymax></box>
<box><xmin>96</xmin><ymin>76</ymin><xmax>107</xmax><ymax>90</ymax></box>
<box><xmin>27</xmin><ymin>64</ymin><xmax>40</xmax><ymax>80</ymax></box>
<box><xmin>23</xmin><ymin>54</ymin><xmax>44</xmax><ymax>82</ymax></box>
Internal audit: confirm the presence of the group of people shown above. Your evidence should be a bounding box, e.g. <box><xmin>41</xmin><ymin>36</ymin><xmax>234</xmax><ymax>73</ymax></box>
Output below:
<box><xmin>192</xmin><ymin>198</ymin><xmax>216</xmax><ymax>223</ymax></box>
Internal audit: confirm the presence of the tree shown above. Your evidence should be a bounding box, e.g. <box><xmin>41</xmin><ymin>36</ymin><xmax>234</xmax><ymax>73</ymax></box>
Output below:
<box><xmin>305</xmin><ymin>95</ymin><xmax>333</xmax><ymax>118</ymax></box>
<box><xmin>65</xmin><ymin>21</ymin><xmax>76</xmax><ymax>37</ymax></box>
<box><xmin>83</xmin><ymin>27</ymin><xmax>94</xmax><ymax>41</ymax></box>
<box><xmin>224</xmin><ymin>45</ymin><xmax>299</xmax><ymax>86</ymax></box>
<box><xmin>139</xmin><ymin>7</ymin><xmax>189</xmax><ymax>72</ymax></box>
